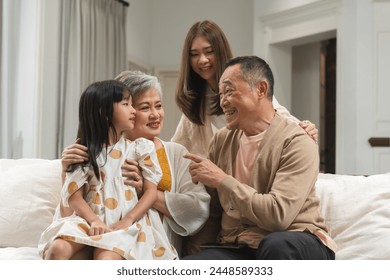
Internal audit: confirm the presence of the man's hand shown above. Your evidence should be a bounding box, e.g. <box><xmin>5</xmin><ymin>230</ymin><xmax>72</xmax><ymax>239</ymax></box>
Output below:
<box><xmin>122</xmin><ymin>159</ymin><xmax>143</xmax><ymax>197</ymax></box>
<box><xmin>183</xmin><ymin>153</ymin><xmax>227</xmax><ymax>188</ymax></box>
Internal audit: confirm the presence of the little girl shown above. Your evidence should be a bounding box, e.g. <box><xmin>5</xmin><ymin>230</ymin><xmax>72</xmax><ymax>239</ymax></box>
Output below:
<box><xmin>38</xmin><ymin>80</ymin><xmax>178</xmax><ymax>260</ymax></box>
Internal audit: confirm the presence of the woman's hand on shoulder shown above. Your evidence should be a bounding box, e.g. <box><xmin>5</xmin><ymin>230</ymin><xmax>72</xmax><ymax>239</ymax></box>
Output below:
<box><xmin>61</xmin><ymin>139</ymin><xmax>89</xmax><ymax>171</ymax></box>
<box><xmin>299</xmin><ymin>120</ymin><xmax>318</xmax><ymax>143</ymax></box>
<box><xmin>122</xmin><ymin>159</ymin><xmax>144</xmax><ymax>197</ymax></box>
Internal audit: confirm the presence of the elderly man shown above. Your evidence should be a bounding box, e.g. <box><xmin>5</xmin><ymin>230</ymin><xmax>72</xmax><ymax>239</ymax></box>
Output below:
<box><xmin>184</xmin><ymin>56</ymin><xmax>336</xmax><ymax>260</ymax></box>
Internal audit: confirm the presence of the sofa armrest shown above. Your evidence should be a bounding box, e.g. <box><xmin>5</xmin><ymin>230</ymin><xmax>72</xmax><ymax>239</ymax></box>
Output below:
<box><xmin>316</xmin><ymin>172</ymin><xmax>390</xmax><ymax>259</ymax></box>
<box><xmin>0</xmin><ymin>159</ymin><xmax>62</xmax><ymax>248</ymax></box>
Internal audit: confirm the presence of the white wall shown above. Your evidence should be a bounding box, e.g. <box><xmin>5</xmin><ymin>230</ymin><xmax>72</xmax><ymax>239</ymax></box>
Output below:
<box><xmin>254</xmin><ymin>0</ymin><xmax>321</xmax><ymax>16</ymax></box>
<box><xmin>253</xmin><ymin>0</ymin><xmax>390</xmax><ymax>175</ymax></box>
<box><xmin>126</xmin><ymin>0</ymin><xmax>255</xmax><ymax>141</ymax></box>
<box><xmin>336</xmin><ymin>0</ymin><xmax>390</xmax><ymax>174</ymax></box>
<box><xmin>126</xmin><ymin>0</ymin><xmax>152</xmax><ymax>68</ymax></box>
<box><xmin>371</xmin><ymin>1</ymin><xmax>390</xmax><ymax>173</ymax></box>
<box><xmin>127</xmin><ymin>0</ymin><xmax>254</xmax><ymax>69</ymax></box>
<box><xmin>291</xmin><ymin>42</ymin><xmax>321</xmax><ymax>130</ymax></box>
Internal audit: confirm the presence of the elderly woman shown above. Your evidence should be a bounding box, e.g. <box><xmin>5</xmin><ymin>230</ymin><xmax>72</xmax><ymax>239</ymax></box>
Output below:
<box><xmin>61</xmin><ymin>71</ymin><xmax>210</xmax><ymax>258</ymax></box>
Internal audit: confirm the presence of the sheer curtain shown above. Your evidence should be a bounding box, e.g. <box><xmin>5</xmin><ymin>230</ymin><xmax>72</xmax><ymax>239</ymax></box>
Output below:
<box><xmin>0</xmin><ymin>0</ymin><xmax>15</xmax><ymax>159</ymax></box>
<box><xmin>57</xmin><ymin>0</ymin><xmax>127</xmax><ymax>157</ymax></box>
<box><xmin>0</xmin><ymin>0</ymin><xmax>2</xmax><ymax>157</ymax></box>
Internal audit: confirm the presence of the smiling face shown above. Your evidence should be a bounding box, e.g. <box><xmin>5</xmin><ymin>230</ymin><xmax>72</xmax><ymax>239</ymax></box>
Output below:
<box><xmin>190</xmin><ymin>35</ymin><xmax>217</xmax><ymax>91</ymax></box>
<box><xmin>219</xmin><ymin>64</ymin><xmax>261</xmax><ymax>133</ymax></box>
<box><xmin>127</xmin><ymin>87</ymin><xmax>164</xmax><ymax>141</ymax></box>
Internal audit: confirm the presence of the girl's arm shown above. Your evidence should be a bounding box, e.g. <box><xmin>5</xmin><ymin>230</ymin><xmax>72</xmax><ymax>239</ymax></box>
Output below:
<box><xmin>60</xmin><ymin>142</ymin><xmax>89</xmax><ymax>217</ymax></box>
<box><xmin>152</xmin><ymin>190</ymin><xmax>171</xmax><ymax>218</ymax></box>
<box><xmin>111</xmin><ymin>179</ymin><xmax>157</xmax><ymax>230</ymax></box>
<box><xmin>68</xmin><ymin>186</ymin><xmax>112</xmax><ymax>236</ymax></box>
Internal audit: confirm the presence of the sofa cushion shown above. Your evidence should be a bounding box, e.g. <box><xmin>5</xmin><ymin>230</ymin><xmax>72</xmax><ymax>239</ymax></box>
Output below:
<box><xmin>0</xmin><ymin>247</ymin><xmax>41</xmax><ymax>260</ymax></box>
<box><xmin>316</xmin><ymin>172</ymin><xmax>390</xmax><ymax>260</ymax></box>
<box><xmin>0</xmin><ymin>159</ymin><xmax>62</xmax><ymax>248</ymax></box>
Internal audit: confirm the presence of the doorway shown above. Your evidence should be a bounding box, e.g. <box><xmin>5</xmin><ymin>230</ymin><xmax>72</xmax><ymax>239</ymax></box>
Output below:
<box><xmin>292</xmin><ymin>38</ymin><xmax>336</xmax><ymax>173</ymax></box>
<box><xmin>320</xmin><ymin>38</ymin><xmax>336</xmax><ymax>173</ymax></box>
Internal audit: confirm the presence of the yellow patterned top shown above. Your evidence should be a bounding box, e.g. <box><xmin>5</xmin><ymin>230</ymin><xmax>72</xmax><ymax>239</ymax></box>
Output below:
<box><xmin>156</xmin><ymin>147</ymin><xmax>172</xmax><ymax>192</ymax></box>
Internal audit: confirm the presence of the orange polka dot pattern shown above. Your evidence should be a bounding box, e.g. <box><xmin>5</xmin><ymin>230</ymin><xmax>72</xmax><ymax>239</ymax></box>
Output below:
<box><xmin>143</xmin><ymin>155</ymin><xmax>154</xmax><ymax>167</ymax></box>
<box><xmin>38</xmin><ymin>137</ymin><xmax>178</xmax><ymax>260</ymax></box>
<box><xmin>67</xmin><ymin>181</ymin><xmax>78</xmax><ymax>195</ymax></box>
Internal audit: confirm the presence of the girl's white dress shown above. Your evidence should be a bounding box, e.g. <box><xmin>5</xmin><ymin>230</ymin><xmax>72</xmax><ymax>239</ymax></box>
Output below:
<box><xmin>38</xmin><ymin>137</ymin><xmax>178</xmax><ymax>260</ymax></box>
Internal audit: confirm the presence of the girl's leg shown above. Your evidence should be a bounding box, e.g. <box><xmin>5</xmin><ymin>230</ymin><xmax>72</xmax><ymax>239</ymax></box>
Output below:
<box><xmin>70</xmin><ymin>246</ymin><xmax>93</xmax><ymax>260</ymax></box>
<box><xmin>94</xmin><ymin>248</ymin><xmax>124</xmax><ymax>260</ymax></box>
<box><xmin>44</xmin><ymin>238</ymin><xmax>86</xmax><ymax>260</ymax></box>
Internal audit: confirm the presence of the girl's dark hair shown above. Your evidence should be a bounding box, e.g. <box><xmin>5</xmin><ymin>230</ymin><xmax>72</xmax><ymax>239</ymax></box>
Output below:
<box><xmin>175</xmin><ymin>20</ymin><xmax>233</xmax><ymax>125</ymax></box>
<box><xmin>68</xmin><ymin>79</ymin><xmax>130</xmax><ymax>179</ymax></box>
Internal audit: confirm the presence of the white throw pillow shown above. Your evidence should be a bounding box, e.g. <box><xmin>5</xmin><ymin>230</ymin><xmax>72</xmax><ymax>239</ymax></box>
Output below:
<box><xmin>0</xmin><ymin>159</ymin><xmax>62</xmax><ymax>248</ymax></box>
<box><xmin>316</xmin><ymin>173</ymin><xmax>390</xmax><ymax>260</ymax></box>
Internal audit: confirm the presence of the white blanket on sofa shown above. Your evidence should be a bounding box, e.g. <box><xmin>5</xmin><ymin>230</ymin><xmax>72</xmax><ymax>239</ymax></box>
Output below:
<box><xmin>0</xmin><ymin>158</ymin><xmax>389</xmax><ymax>260</ymax></box>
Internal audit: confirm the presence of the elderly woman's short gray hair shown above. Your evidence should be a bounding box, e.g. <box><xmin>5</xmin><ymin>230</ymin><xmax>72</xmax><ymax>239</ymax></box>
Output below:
<box><xmin>114</xmin><ymin>70</ymin><xmax>163</xmax><ymax>99</ymax></box>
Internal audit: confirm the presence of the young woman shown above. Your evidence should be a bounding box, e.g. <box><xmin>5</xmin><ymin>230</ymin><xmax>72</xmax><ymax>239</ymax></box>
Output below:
<box><xmin>39</xmin><ymin>80</ymin><xmax>178</xmax><ymax>260</ymax></box>
<box><xmin>172</xmin><ymin>20</ymin><xmax>317</xmax><ymax>157</ymax></box>
<box><xmin>60</xmin><ymin>73</ymin><xmax>210</xmax><ymax>258</ymax></box>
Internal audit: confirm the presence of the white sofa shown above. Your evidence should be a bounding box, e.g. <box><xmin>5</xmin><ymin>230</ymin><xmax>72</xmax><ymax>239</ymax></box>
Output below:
<box><xmin>0</xmin><ymin>158</ymin><xmax>389</xmax><ymax>260</ymax></box>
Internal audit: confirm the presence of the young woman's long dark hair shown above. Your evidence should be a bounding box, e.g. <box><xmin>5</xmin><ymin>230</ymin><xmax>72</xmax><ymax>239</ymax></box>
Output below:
<box><xmin>68</xmin><ymin>80</ymin><xmax>130</xmax><ymax>180</ymax></box>
<box><xmin>175</xmin><ymin>20</ymin><xmax>233</xmax><ymax>125</ymax></box>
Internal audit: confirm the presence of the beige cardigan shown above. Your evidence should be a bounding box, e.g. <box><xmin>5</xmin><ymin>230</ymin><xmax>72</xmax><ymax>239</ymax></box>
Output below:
<box><xmin>195</xmin><ymin>113</ymin><xmax>336</xmax><ymax>252</ymax></box>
